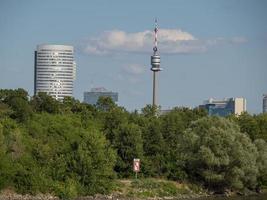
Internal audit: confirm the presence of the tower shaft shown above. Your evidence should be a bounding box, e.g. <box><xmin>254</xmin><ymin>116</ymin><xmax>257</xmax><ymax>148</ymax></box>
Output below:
<box><xmin>150</xmin><ymin>19</ymin><xmax>162</xmax><ymax>107</ymax></box>
<box><xmin>152</xmin><ymin>71</ymin><xmax>157</xmax><ymax>106</ymax></box>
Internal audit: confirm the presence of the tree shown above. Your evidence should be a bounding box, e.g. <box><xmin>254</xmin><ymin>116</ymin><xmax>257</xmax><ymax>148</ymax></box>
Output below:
<box><xmin>0</xmin><ymin>89</ymin><xmax>32</xmax><ymax>122</ymax></box>
<box><xmin>74</xmin><ymin>129</ymin><xmax>116</xmax><ymax>194</ymax></box>
<box><xmin>30</xmin><ymin>92</ymin><xmax>60</xmax><ymax>113</ymax></box>
<box><xmin>0</xmin><ymin>102</ymin><xmax>13</xmax><ymax>119</ymax></box>
<box><xmin>0</xmin><ymin>119</ymin><xmax>26</xmax><ymax>191</ymax></box>
<box><xmin>160</xmin><ymin>107</ymin><xmax>206</xmax><ymax>180</ymax></box>
<box><xmin>254</xmin><ymin>139</ymin><xmax>267</xmax><ymax>186</ymax></box>
<box><xmin>9</xmin><ymin>97</ymin><xmax>32</xmax><ymax>122</ymax></box>
<box><xmin>236</xmin><ymin>112</ymin><xmax>259</xmax><ymax>140</ymax></box>
<box><xmin>96</xmin><ymin>96</ymin><xmax>116</xmax><ymax>112</ymax></box>
<box><xmin>141</xmin><ymin>104</ymin><xmax>159</xmax><ymax>117</ymax></box>
<box><xmin>0</xmin><ymin>88</ymin><xmax>28</xmax><ymax>102</ymax></box>
<box><xmin>234</xmin><ymin>113</ymin><xmax>267</xmax><ymax>142</ymax></box>
<box><xmin>179</xmin><ymin>117</ymin><xmax>259</xmax><ymax>192</ymax></box>
<box><xmin>22</xmin><ymin>113</ymin><xmax>116</xmax><ymax>197</ymax></box>
<box><xmin>254</xmin><ymin>114</ymin><xmax>267</xmax><ymax>141</ymax></box>
<box><xmin>114</xmin><ymin>123</ymin><xmax>143</xmax><ymax>177</ymax></box>
<box><xmin>0</xmin><ymin>123</ymin><xmax>13</xmax><ymax>189</ymax></box>
<box><xmin>142</xmin><ymin>117</ymin><xmax>166</xmax><ymax>177</ymax></box>
<box><xmin>101</xmin><ymin>107</ymin><xmax>128</xmax><ymax>146</ymax></box>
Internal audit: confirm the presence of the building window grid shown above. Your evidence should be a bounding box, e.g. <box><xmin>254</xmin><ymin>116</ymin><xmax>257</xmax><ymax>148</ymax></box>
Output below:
<box><xmin>35</xmin><ymin>45</ymin><xmax>76</xmax><ymax>100</ymax></box>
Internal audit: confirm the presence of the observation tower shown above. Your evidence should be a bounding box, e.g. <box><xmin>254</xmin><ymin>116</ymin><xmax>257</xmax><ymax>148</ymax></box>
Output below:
<box><xmin>150</xmin><ymin>19</ymin><xmax>162</xmax><ymax>106</ymax></box>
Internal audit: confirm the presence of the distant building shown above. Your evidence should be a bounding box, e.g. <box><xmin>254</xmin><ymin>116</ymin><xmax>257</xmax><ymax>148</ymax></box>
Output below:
<box><xmin>159</xmin><ymin>106</ymin><xmax>193</xmax><ymax>115</ymax></box>
<box><xmin>263</xmin><ymin>94</ymin><xmax>267</xmax><ymax>113</ymax></box>
<box><xmin>199</xmin><ymin>97</ymin><xmax>246</xmax><ymax>117</ymax></box>
<box><xmin>83</xmin><ymin>87</ymin><xmax>118</xmax><ymax>105</ymax></box>
<box><xmin>34</xmin><ymin>44</ymin><xmax>76</xmax><ymax>100</ymax></box>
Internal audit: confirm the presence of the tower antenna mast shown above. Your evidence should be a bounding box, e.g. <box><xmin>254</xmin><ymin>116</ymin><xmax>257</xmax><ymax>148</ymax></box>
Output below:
<box><xmin>151</xmin><ymin>18</ymin><xmax>162</xmax><ymax>106</ymax></box>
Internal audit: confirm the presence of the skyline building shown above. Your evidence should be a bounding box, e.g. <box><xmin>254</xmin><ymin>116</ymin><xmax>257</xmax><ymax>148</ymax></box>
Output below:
<box><xmin>83</xmin><ymin>87</ymin><xmax>118</xmax><ymax>105</ymax></box>
<box><xmin>263</xmin><ymin>94</ymin><xmax>267</xmax><ymax>113</ymax></box>
<box><xmin>150</xmin><ymin>19</ymin><xmax>162</xmax><ymax>106</ymax></box>
<box><xmin>34</xmin><ymin>44</ymin><xmax>76</xmax><ymax>100</ymax></box>
<box><xmin>199</xmin><ymin>97</ymin><xmax>246</xmax><ymax>117</ymax></box>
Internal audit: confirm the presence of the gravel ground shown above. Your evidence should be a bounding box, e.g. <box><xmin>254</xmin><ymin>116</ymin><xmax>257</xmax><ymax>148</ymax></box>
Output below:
<box><xmin>0</xmin><ymin>194</ymin><xmax>206</xmax><ymax>200</ymax></box>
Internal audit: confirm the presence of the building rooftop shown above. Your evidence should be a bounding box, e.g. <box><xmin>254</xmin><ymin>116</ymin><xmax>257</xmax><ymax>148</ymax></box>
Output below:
<box><xmin>89</xmin><ymin>87</ymin><xmax>111</xmax><ymax>93</ymax></box>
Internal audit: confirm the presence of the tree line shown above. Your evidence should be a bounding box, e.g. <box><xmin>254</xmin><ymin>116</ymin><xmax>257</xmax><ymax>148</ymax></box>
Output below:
<box><xmin>0</xmin><ymin>88</ymin><xmax>267</xmax><ymax>199</ymax></box>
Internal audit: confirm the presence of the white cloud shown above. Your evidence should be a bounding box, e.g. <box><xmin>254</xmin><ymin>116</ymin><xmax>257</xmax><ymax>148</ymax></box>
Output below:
<box><xmin>114</xmin><ymin>64</ymin><xmax>146</xmax><ymax>84</ymax></box>
<box><xmin>81</xmin><ymin>29</ymin><xmax>246</xmax><ymax>55</ymax></box>
<box><xmin>122</xmin><ymin>64</ymin><xmax>146</xmax><ymax>75</ymax></box>
<box><xmin>230</xmin><ymin>37</ymin><xmax>247</xmax><ymax>44</ymax></box>
<box><xmin>82</xmin><ymin>29</ymin><xmax>200</xmax><ymax>55</ymax></box>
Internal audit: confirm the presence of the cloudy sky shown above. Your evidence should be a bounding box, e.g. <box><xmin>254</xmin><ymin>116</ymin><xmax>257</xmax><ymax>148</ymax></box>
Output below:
<box><xmin>0</xmin><ymin>0</ymin><xmax>267</xmax><ymax>113</ymax></box>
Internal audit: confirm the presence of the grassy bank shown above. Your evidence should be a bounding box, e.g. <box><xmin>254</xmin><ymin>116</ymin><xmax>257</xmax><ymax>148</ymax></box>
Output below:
<box><xmin>112</xmin><ymin>178</ymin><xmax>208</xmax><ymax>199</ymax></box>
<box><xmin>2</xmin><ymin>178</ymin><xmax>267</xmax><ymax>199</ymax></box>
<box><xmin>0</xmin><ymin>179</ymin><xmax>207</xmax><ymax>200</ymax></box>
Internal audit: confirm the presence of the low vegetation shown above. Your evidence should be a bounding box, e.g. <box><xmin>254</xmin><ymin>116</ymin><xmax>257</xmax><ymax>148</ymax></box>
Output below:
<box><xmin>113</xmin><ymin>179</ymin><xmax>205</xmax><ymax>198</ymax></box>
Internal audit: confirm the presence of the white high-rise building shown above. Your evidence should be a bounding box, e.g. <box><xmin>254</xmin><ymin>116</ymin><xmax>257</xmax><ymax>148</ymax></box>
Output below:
<box><xmin>34</xmin><ymin>44</ymin><xmax>76</xmax><ymax>100</ymax></box>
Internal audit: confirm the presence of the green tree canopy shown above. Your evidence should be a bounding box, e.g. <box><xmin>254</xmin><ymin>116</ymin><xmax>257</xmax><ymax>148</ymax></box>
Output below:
<box><xmin>1</xmin><ymin>88</ymin><xmax>267</xmax><ymax>197</ymax></box>
<box><xmin>179</xmin><ymin>117</ymin><xmax>259</xmax><ymax>191</ymax></box>
<box><xmin>96</xmin><ymin>96</ymin><xmax>116</xmax><ymax>112</ymax></box>
<box><xmin>0</xmin><ymin>89</ymin><xmax>32</xmax><ymax>122</ymax></box>
<box><xmin>30</xmin><ymin>92</ymin><xmax>60</xmax><ymax>114</ymax></box>
<box><xmin>114</xmin><ymin>123</ymin><xmax>143</xmax><ymax>177</ymax></box>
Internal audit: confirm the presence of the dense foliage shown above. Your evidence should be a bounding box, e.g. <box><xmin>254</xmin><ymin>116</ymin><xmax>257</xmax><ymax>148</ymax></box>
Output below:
<box><xmin>0</xmin><ymin>88</ymin><xmax>267</xmax><ymax>198</ymax></box>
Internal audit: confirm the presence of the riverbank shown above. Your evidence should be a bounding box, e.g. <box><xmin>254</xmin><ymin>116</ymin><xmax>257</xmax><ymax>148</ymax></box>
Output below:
<box><xmin>111</xmin><ymin>178</ymin><xmax>208</xmax><ymax>199</ymax></box>
<box><xmin>0</xmin><ymin>179</ymin><xmax>209</xmax><ymax>200</ymax></box>
<box><xmin>1</xmin><ymin>179</ymin><xmax>266</xmax><ymax>200</ymax></box>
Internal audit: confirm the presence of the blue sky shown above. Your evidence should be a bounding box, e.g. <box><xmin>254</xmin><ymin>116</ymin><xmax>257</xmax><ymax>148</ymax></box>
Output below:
<box><xmin>0</xmin><ymin>0</ymin><xmax>267</xmax><ymax>113</ymax></box>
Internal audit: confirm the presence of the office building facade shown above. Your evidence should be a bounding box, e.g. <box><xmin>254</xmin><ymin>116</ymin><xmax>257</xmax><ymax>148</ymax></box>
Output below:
<box><xmin>199</xmin><ymin>97</ymin><xmax>246</xmax><ymax>117</ymax></box>
<box><xmin>83</xmin><ymin>87</ymin><xmax>118</xmax><ymax>105</ymax></box>
<box><xmin>263</xmin><ymin>94</ymin><xmax>267</xmax><ymax>113</ymax></box>
<box><xmin>34</xmin><ymin>44</ymin><xmax>76</xmax><ymax>100</ymax></box>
